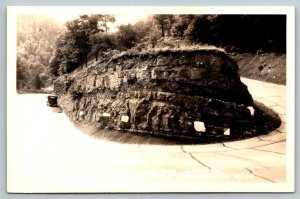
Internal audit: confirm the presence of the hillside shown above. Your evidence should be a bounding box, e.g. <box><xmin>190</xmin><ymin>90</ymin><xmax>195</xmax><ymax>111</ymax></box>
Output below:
<box><xmin>233</xmin><ymin>52</ymin><xmax>286</xmax><ymax>85</ymax></box>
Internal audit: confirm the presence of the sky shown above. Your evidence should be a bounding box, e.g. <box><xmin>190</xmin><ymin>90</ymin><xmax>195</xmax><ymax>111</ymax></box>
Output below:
<box><xmin>51</xmin><ymin>12</ymin><xmax>150</xmax><ymax>32</ymax></box>
<box><xmin>53</xmin><ymin>13</ymin><xmax>149</xmax><ymax>24</ymax></box>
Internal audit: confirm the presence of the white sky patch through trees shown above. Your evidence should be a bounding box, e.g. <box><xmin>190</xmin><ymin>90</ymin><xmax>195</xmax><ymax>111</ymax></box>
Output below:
<box><xmin>51</xmin><ymin>12</ymin><xmax>150</xmax><ymax>32</ymax></box>
<box><xmin>110</xmin><ymin>14</ymin><xmax>150</xmax><ymax>32</ymax></box>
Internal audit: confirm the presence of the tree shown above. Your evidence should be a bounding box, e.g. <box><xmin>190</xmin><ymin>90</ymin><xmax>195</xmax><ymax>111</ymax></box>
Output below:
<box><xmin>34</xmin><ymin>74</ymin><xmax>42</xmax><ymax>90</ymax></box>
<box><xmin>65</xmin><ymin>18</ymin><xmax>91</xmax><ymax>68</ymax></box>
<box><xmin>98</xmin><ymin>15</ymin><xmax>116</xmax><ymax>33</ymax></box>
<box><xmin>184</xmin><ymin>15</ymin><xmax>215</xmax><ymax>43</ymax></box>
<box><xmin>89</xmin><ymin>33</ymin><xmax>117</xmax><ymax>61</ymax></box>
<box><xmin>17</xmin><ymin>14</ymin><xmax>64</xmax><ymax>92</ymax></box>
<box><xmin>55</xmin><ymin>15</ymin><xmax>116</xmax><ymax>73</ymax></box>
<box><xmin>117</xmin><ymin>24</ymin><xmax>140</xmax><ymax>49</ymax></box>
<box><xmin>183</xmin><ymin>15</ymin><xmax>286</xmax><ymax>52</ymax></box>
<box><xmin>153</xmin><ymin>15</ymin><xmax>175</xmax><ymax>37</ymax></box>
<box><xmin>148</xmin><ymin>28</ymin><xmax>160</xmax><ymax>48</ymax></box>
<box><xmin>50</xmin><ymin>14</ymin><xmax>116</xmax><ymax>75</ymax></box>
<box><xmin>49</xmin><ymin>50</ymin><xmax>62</xmax><ymax>77</ymax></box>
<box><xmin>16</xmin><ymin>56</ymin><xmax>28</xmax><ymax>90</ymax></box>
<box><xmin>170</xmin><ymin>15</ymin><xmax>195</xmax><ymax>39</ymax></box>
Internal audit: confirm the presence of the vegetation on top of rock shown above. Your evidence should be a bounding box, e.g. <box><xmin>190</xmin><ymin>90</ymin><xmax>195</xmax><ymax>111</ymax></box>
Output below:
<box><xmin>107</xmin><ymin>43</ymin><xmax>226</xmax><ymax>63</ymax></box>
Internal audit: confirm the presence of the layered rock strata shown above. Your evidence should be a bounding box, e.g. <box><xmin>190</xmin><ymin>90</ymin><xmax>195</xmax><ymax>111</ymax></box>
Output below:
<box><xmin>54</xmin><ymin>48</ymin><xmax>281</xmax><ymax>140</ymax></box>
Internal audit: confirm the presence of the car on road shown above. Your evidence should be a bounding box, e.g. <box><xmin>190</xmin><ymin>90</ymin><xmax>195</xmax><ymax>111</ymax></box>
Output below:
<box><xmin>47</xmin><ymin>95</ymin><xmax>58</xmax><ymax>107</ymax></box>
<box><xmin>47</xmin><ymin>95</ymin><xmax>63</xmax><ymax>113</ymax></box>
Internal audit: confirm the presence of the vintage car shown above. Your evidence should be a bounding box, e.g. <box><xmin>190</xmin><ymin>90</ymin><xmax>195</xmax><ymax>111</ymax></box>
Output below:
<box><xmin>47</xmin><ymin>95</ymin><xmax>58</xmax><ymax>107</ymax></box>
<box><xmin>47</xmin><ymin>95</ymin><xmax>63</xmax><ymax>113</ymax></box>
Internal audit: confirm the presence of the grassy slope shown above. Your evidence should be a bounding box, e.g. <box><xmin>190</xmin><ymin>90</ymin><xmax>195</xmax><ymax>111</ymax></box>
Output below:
<box><xmin>232</xmin><ymin>52</ymin><xmax>286</xmax><ymax>85</ymax></box>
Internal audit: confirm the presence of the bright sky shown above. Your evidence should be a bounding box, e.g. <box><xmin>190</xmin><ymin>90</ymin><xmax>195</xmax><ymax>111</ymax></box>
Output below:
<box><xmin>15</xmin><ymin>6</ymin><xmax>199</xmax><ymax>32</ymax></box>
<box><xmin>111</xmin><ymin>14</ymin><xmax>150</xmax><ymax>31</ymax></box>
<box><xmin>49</xmin><ymin>7</ymin><xmax>152</xmax><ymax>22</ymax></box>
<box><xmin>52</xmin><ymin>12</ymin><xmax>150</xmax><ymax>32</ymax></box>
<box><xmin>54</xmin><ymin>13</ymin><xmax>148</xmax><ymax>23</ymax></box>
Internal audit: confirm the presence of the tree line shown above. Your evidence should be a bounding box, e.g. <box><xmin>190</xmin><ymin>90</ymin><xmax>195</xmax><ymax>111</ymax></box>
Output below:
<box><xmin>17</xmin><ymin>15</ymin><xmax>65</xmax><ymax>91</ymax></box>
<box><xmin>50</xmin><ymin>14</ymin><xmax>286</xmax><ymax>77</ymax></box>
<box><xmin>17</xmin><ymin>14</ymin><xmax>286</xmax><ymax>92</ymax></box>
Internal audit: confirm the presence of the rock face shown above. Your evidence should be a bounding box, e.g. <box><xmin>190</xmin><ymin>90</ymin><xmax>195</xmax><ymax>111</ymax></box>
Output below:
<box><xmin>54</xmin><ymin>48</ymin><xmax>281</xmax><ymax>140</ymax></box>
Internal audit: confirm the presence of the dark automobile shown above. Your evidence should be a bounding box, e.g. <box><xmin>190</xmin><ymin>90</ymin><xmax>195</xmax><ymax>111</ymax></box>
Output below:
<box><xmin>47</xmin><ymin>95</ymin><xmax>58</xmax><ymax>107</ymax></box>
<box><xmin>47</xmin><ymin>95</ymin><xmax>63</xmax><ymax>113</ymax></box>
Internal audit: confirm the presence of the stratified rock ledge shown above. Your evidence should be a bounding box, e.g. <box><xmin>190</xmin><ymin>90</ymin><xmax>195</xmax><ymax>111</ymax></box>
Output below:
<box><xmin>54</xmin><ymin>48</ymin><xmax>281</xmax><ymax>141</ymax></box>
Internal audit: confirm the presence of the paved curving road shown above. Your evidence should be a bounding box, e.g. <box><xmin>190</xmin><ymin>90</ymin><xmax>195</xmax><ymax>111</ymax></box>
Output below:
<box><xmin>7</xmin><ymin>78</ymin><xmax>290</xmax><ymax>192</ymax></box>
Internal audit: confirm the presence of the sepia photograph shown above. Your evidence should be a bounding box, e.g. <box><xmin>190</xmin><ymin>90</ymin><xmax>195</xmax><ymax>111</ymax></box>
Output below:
<box><xmin>7</xmin><ymin>6</ymin><xmax>295</xmax><ymax>193</ymax></box>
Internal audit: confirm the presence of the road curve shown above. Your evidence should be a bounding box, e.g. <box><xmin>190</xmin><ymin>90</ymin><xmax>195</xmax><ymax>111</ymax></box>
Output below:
<box><xmin>7</xmin><ymin>78</ymin><xmax>288</xmax><ymax>192</ymax></box>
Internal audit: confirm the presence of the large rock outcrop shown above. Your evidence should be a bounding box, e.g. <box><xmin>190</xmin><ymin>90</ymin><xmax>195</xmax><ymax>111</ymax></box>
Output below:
<box><xmin>54</xmin><ymin>48</ymin><xmax>281</xmax><ymax>140</ymax></box>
